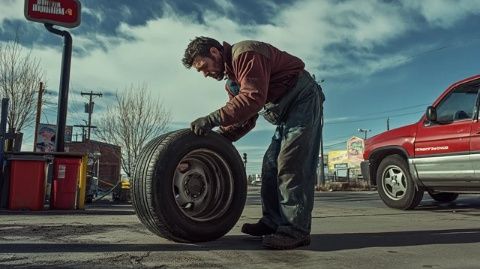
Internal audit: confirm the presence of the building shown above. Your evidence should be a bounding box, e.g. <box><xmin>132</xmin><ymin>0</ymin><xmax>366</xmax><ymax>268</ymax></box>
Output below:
<box><xmin>65</xmin><ymin>140</ymin><xmax>121</xmax><ymax>190</ymax></box>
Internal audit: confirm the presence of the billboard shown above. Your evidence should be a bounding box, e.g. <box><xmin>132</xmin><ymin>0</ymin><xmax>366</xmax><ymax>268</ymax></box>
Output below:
<box><xmin>347</xmin><ymin>136</ymin><xmax>365</xmax><ymax>166</ymax></box>
<box><xmin>24</xmin><ymin>0</ymin><xmax>81</xmax><ymax>28</ymax></box>
<box><xmin>35</xmin><ymin>123</ymin><xmax>73</xmax><ymax>152</ymax></box>
<box><xmin>327</xmin><ymin>150</ymin><xmax>348</xmax><ymax>171</ymax></box>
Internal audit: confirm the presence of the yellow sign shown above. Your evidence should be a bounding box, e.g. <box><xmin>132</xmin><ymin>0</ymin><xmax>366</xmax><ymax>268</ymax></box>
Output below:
<box><xmin>327</xmin><ymin>150</ymin><xmax>348</xmax><ymax>171</ymax></box>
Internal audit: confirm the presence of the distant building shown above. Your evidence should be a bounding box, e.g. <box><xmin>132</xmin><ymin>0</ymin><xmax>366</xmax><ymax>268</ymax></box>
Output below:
<box><xmin>65</xmin><ymin>140</ymin><xmax>121</xmax><ymax>190</ymax></box>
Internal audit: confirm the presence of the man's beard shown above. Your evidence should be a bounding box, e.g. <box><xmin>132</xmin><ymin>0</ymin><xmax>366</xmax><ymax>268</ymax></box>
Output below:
<box><xmin>210</xmin><ymin>65</ymin><xmax>225</xmax><ymax>81</ymax></box>
<box><xmin>212</xmin><ymin>72</ymin><xmax>225</xmax><ymax>81</ymax></box>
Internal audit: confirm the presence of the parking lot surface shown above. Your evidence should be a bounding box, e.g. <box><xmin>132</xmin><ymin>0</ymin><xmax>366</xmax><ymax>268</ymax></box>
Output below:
<box><xmin>1</xmin><ymin>188</ymin><xmax>480</xmax><ymax>268</ymax></box>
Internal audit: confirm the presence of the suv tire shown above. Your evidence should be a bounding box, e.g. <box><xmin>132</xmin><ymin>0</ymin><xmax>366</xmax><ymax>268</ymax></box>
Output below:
<box><xmin>131</xmin><ymin>129</ymin><xmax>247</xmax><ymax>243</ymax></box>
<box><xmin>376</xmin><ymin>154</ymin><xmax>423</xmax><ymax>210</ymax></box>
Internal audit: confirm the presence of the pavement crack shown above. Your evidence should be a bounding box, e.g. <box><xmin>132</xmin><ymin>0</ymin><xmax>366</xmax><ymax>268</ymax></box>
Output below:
<box><xmin>130</xmin><ymin>251</ymin><xmax>151</xmax><ymax>266</ymax></box>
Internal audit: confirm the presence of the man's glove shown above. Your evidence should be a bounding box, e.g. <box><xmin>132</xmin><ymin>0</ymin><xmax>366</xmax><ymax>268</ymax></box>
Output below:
<box><xmin>190</xmin><ymin>110</ymin><xmax>222</xmax><ymax>136</ymax></box>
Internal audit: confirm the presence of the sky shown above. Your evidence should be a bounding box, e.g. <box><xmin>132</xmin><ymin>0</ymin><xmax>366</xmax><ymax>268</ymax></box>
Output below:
<box><xmin>1</xmin><ymin>0</ymin><xmax>480</xmax><ymax>175</ymax></box>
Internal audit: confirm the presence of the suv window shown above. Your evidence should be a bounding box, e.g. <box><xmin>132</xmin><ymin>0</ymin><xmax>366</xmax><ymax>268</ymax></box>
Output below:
<box><xmin>436</xmin><ymin>84</ymin><xmax>480</xmax><ymax>122</ymax></box>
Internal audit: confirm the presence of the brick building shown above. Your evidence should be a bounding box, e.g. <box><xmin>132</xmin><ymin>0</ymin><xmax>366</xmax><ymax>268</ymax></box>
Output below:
<box><xmin>65</xmin><ymin>140</ymin><xmax>121</xmax><ymax>190</ymax></box>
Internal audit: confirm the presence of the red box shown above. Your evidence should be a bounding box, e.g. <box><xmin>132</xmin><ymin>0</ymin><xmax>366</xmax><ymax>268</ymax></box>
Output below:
<box><xmin>51</xmin><ymin>157</ymin><xmax>81</xmax><ymax>210</ymax></box>
<box><xmin>8</xmin><ymin>159</ymin><xmax>46</xmax><ymax>211</ymax></box>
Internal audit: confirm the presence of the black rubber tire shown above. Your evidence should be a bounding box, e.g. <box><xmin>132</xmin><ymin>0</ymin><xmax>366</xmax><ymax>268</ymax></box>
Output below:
<box><xmin>376</xmin><ymin>154</ymin><xmax>424</xmax><ymax>210</ymax></box>
<box><xmin>131</xmin><ymin>129</ymin><xmax>247</xmax><ymax>243</ymax></box>
<box><xmin>428</xmin><ymin>192</ymin><xmax>459</xmax><ymax>203</ymax></box>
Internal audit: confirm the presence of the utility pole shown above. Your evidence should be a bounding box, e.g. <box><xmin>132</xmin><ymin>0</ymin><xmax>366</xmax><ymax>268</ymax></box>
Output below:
<box><xmin>81</xmin><ymin>91</ymin><xmax>102</xmax><ymax>140</ymax></box>
<box><xmin>319</xmin><ymin>104</ymin><xmax>325</xmax><ymax>188</ymax></box>
<box><xmin>242</xmin><ymin>153</ymin><xmax>247</xmax><ymax>171</ymax></box>
<box><xmin>313</xmin><ymin>74</ymin><xmax>326</xmax><ymax>189</ymax></box>
<box><xmin>74</xmin><ymin>123</ymin><xmax>96</xmax><ymax>142</ymax></box>
<box><xmin>387</xmin><ymin>117</ymin><xmax>390</xmax><ymax>131</ymax></box>
<box><xmin>358</xmin><ymin>128</ymin><xmax>371</xmax><ymax>140</ymax></box>
<box><xmin>73</xmin><ymin>124</ymin><xmax>87</xmax><ymax>142</ymax></box>
<box><xmin>33</xmin><ymin>82</ymin><xmax>45</xmax><ymax>151</ymax></box>
<box><xmin>73</xmin><ymin>132</ymin><xmax>82</xmax><ymax>142</ymax></box>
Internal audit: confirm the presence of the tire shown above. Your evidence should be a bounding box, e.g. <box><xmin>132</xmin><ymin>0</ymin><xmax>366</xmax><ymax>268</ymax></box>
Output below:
<box><xmin>131</xmin><ymin>129</ymin><xmax>247</xmax><ymax>243</ymax></box>
<box><xmin>428</xmin><ymin>192</ymin><xmax>459</xmax><ymax>203</ymax></box>
<box><xmin>376</xmin><ymin>154</ymin><xmax>423</xmax><ymax>210</ymax></box>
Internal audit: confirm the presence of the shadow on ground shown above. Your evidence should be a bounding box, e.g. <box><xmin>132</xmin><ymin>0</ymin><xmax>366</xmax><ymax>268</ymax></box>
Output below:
<box><xmin>1</xmin><ymin>228</ymin><xmax>480</xmax><ymax>253</ymax></box>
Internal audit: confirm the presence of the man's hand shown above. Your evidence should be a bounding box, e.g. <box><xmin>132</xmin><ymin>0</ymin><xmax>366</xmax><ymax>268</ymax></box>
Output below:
<box><xmin>191</xmin><ymin>116</ymin><xmax>213</xmax><ymax>135</ymax></box>
<box><xmin>190</xmin><ymin>110</ymin><xmax>221</xmax><ymax>136</ymax></box>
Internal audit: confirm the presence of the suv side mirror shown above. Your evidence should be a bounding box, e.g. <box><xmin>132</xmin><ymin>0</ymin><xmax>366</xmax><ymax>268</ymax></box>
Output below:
<box><xmin>426</xmin><ymin>106</ymin><xmax>437</xmax><ymax>122</ymax></box>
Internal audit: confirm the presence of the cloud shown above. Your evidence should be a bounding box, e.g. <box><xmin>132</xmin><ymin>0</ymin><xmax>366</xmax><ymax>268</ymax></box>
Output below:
<box><xmin>0</xmin><ymin>0</ymin><xmax>24</xmax><ymax>24</ymax></box>
<box><xmin>325</xmin><ymin>116</ymin><xmax>352</xmax><ymax>124</ymax></box>
<box><xmin>4</xmin><ymin>0</ymin><xmax>479</xmax><ymax>160</ymax></box>
<box><xmin>16</xmin><ymin>0</ymin><xmax>476</xmax><ymax>123</ymax></box>
<box><xmin>403</xmin><ymin>0</ymin><xmax>480</xmax><ymax>28</ymax></box>
<box><xmin>213</xmin><ymin>0</ymin><xmax>235</xmax><ymax>13</ymax></box>
<box><xmin>8</xmin><ymin>0</ymin><xmax>478</xmax><ymax>86</ymax></box>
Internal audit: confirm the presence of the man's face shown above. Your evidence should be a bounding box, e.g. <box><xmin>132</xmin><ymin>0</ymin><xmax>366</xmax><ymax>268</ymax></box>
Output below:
<box><xmin>193</xmin><ymin>47</ymin><xmax>224</xmax><ymax>81</ymax></box>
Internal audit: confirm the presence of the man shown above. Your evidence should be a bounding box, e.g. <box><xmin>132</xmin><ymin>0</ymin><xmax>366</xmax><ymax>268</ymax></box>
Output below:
<box><xmin>182</xmin><ymin>37</ymin><xmax>324</xmax><ymax>250</ymax></box>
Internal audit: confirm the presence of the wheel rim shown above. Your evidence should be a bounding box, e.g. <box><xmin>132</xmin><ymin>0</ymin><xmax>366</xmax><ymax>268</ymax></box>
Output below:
<box><xmin>382</xmin><ymin>164</ymin><xmax>408</xmax><ymax>200</ymax></box>
<box><xmin>172</xmin><ymin>148</ymin><xmax>234</xmax><ymax>222</ymax></box>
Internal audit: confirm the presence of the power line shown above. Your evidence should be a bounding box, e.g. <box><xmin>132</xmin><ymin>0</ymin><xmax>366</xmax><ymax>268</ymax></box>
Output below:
<box><xmin>324</xmin><ymin>141</ymin><xmax>347</xmax><ymax>149</ymax></box>
<box><xmin>386</xmin><ymin>110</ymin><xmax>424</xmax><ymax>119</ymax></box>
<box><xmin>323</xmin><ymin>133</ymin><xmax>357</xmax><ymax>143</ymax></box>
<box><xmin>325</xmin><ymin>110</ymin><xmax>423</xmax><ymax>125</ymax></box>
<box><xmin>359</xmin><ymin>103</ymin><xmax>430</xmax><ymax>117</ymax></box>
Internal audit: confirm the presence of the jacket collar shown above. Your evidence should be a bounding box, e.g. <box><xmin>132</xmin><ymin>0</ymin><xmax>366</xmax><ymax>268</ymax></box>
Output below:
<box><xmin>223</xmin><ymin>41</ymin><xmax>235</xmax><ymax>80</ymax></box>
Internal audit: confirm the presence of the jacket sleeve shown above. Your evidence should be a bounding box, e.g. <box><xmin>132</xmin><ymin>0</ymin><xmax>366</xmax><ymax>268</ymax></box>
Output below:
<box><xmin>219</xmin><ymin>114</ymin><xmax>259</xmax><ymax>142</ymax></box>
<box><xmin>218</xmin><ymin>51</ymin><xmax>271</xmax><ymax>126</ymax></box>
<box><xmin>218</xmin><ymin>83</ymin><xmax>258</xmax><ymax>141</ymax></box>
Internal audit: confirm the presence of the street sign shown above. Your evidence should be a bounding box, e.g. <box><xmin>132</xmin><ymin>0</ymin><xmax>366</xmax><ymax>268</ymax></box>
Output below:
<box><xmin>24</xmin><ymin>0</ymin><xmax>81</xmax><ymax>28</ymax></box>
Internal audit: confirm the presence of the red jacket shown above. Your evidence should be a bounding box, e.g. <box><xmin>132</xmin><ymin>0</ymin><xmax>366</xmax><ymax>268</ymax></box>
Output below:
<box><xmin>219</xmin><ymin>41</ymin><xmax>304</xmax><ymax>141</ymax></box>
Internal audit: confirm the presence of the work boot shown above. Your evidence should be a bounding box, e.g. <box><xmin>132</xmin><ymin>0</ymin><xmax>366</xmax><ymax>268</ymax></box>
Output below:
<box><xmin>262</xmin><ymin>233</ymin><xmax>311</xmax><ymax>250</ymax></box>
<box><xmin>241</xmin><ymin>221</ymin><xmax>275</xmax><ymax>236</ymax></box>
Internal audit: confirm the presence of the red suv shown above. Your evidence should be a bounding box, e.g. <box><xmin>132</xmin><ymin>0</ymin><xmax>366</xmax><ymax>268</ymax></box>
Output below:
<box><xmin>361</xmin><ymin>74</ymin><xmax>480</xmax><ymax>209</ymax></box>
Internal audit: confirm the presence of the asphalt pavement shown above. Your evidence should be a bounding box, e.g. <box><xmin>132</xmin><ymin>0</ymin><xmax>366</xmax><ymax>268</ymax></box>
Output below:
<box><xmin>1</xmin><ymin>187</ymin><xmax>480</xmax><ymax>268</ymax></box>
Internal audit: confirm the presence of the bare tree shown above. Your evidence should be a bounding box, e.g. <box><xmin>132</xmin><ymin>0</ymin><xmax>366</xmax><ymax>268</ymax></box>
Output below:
<box><xmin>95</xmin><ymin>84</ymin><xmax>171</xmax><ymax>177</ymax></box>
<box><xmin>0</xmin><ymin>39</ymin><xmax>43</xmax><ymax>132</ymax></box>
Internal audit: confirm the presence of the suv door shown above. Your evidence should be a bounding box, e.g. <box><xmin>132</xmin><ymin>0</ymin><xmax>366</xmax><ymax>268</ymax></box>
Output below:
<box><xmin>468</xmin><ymin>80</ymin><xmax>480</xmax><ymax>185</ymax></box>
<box><xmin>413</xmin><ymin>82</ymin><xmax>479</xmax><ymax>187</ymax></box>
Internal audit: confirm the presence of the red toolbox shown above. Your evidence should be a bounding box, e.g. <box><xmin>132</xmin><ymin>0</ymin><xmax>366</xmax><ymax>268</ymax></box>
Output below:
<box><xmin>8</xmin><ymin>156</ymin><xmax>48</xmax><ymax>211</ymax></box>
<box><xmin>51</xmin><ymin>156</ymin><xmax>81</xmax><ymax>210</ymax></box>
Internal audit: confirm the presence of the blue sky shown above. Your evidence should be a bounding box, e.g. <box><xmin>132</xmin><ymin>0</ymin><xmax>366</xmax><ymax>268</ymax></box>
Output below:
<box><xmin>1</xmin><ymin>0</ymin><xmax>480</xmax><ymax>174</ymax></box>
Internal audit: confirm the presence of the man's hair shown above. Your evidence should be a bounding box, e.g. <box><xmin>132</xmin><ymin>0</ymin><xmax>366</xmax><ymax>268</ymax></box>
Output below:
<box><xmin>182</xmin><ymin>36</ymin><xmax>223</xmax><ymax>69</ymax></box>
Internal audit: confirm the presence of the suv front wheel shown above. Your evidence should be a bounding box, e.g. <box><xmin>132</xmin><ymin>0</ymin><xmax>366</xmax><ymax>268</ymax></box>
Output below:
<box><xmin>376</xmin><ymin>154</ymin><xmax>423</xmax><ymax>210</ymax></box>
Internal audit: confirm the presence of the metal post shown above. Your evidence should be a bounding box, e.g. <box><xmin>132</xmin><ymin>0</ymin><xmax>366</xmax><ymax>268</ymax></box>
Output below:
<box><xmin>314</xmin><ymin>74</ymin><xmax>326</xmax><ymax>189</ymax></box>
<box><xmin>319</xmin><ymin>109</ymin><xmax>325</xmax><ymax>187</ymax></box>
<box><xmin>44</xmin><ymin>23</ymin><xmax>72</xmax><ymax>152</ymax></box>
<box><xmin>33</xmin><ymin>82</ymin><xmax>45</xmax><ymax>151</ymax></box>
<box><xmin>0</xmin><ymin>98</ymin><xmax>9</xmax><ymax>208</ymax></box>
